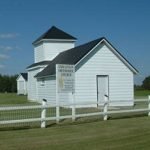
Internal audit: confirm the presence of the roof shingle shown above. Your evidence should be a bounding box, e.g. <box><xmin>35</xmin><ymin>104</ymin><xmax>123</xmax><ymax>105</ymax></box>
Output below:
<box><xmin>20</xmin><ymin>73</ymin><xmax>28</xmax><ymax>81</ymax></box>
<box><xmin>35</xmin><ymin>37</ymin><xmax>103</xmax><ymax>78</ymax></box>
<box><xmin>33</xmin><ymin>26</ymin><xmax>77</xmax><ymax>44</ymax></box>
<box><xmin>27</xmin><ymin>61</ymin><xmax>51</xmax><ymax>69</ymax></box>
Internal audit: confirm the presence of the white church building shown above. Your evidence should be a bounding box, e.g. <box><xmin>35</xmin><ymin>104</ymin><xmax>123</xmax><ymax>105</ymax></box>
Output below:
<box><xmin>25</xmin><ymin>26</ymin><xmax>138</xmax><ymax>106</ymax></box>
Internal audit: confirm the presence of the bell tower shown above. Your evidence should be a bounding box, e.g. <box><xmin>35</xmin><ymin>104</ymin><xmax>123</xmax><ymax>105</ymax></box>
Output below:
<box><xmin>32</xmin><ymin>26</ymin><xmax>77</xmax><ymax>63</ymax></box>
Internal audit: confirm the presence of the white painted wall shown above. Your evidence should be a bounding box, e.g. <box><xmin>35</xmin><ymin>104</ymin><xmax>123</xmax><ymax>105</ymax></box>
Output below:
<box><xmin>37</xmin><ymin>77</ymin><xmax>56</xmax><ymax>104</ymax></box>
<box><xmin>27</xmin><ymin>67</ymin><xmax>46</xmax><ymax>101</ymax></box>
<box><xmin>17</xmin><ymin>76</ymin><xmax>27</xmax><ymax>95</ymax></box>
<box><xmin>35</xmin><ymin>43</ymin><xmax>134</xmax><ymax>107</ymax></box>
<box><xmin>34</xmin><ymin>44</ymin><xmax>44</xmax><ymax>63</ymax></box>
<box><xmin>75</xmin><ymin>43</ymin><xmax>134</xmax><ymax>106</ymax></box>
<box><xmin>34</xmin><ymin>41</ymin><xmax>75</xmax><ymax>63</ymax></box>
<box><xmin>37</xmin><ymin>76</ymin><xmax>72</xmax><ymax>105</ymax></box>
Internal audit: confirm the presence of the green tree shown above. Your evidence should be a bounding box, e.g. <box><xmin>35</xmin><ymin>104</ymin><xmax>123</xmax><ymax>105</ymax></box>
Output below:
<box><xmin>0</xmin><ymin>74</ymin><xmax>3</xmax><ymax>92</ymax></box>
<box><xmin>10</xmin><ymin>75</ymin><xmax>17</xmax><ymax>93</ymax></box>
<box><xmin>0</xmin><ymin>74</ymin><xmax>18</xmax><ymax>93</ymax></box>
<box><xmin>142</xmin><ymin>76</ymin><xmax>150</xmax><ymax>90</ymax></box>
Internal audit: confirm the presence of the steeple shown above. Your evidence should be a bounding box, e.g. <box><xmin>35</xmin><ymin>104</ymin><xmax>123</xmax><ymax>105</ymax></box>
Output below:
<box><xmin>33</xmin><ymin>26</ymin><xmax>77</xmax><ymax>63</ymax></box>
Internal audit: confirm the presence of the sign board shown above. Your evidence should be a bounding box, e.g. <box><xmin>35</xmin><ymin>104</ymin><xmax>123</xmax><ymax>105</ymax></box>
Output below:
<box><xmin>56</xmin><ymin>64</ymin><xmax>75</xmax><ymax>93</ymax></box>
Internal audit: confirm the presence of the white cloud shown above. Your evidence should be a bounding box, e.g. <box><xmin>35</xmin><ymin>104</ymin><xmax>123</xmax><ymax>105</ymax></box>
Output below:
<box><xmin>0</xmin><ymin>45</ymin><xmax>22</xmax><ymax>51</ymax></box>
<box><xmin>0</xmin><ymin>54</ymin><xmax>9</xmax><ymax>59</ymax></box>
<box><xmin>0</xmin><ymin>46</ymin><xmax>14</xmax><ymax>51</ymax></box>
<box><xmin>0</xmin><ymin>33</ymin><xmax>19</xmax><ymax>39</ymax></box>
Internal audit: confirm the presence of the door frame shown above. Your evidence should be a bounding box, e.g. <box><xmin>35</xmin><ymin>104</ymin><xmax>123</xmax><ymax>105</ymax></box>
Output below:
<box><xmin>96</xmin><ymin>75</ymin><xmax>109</xmax><ymax>105</ymax></box>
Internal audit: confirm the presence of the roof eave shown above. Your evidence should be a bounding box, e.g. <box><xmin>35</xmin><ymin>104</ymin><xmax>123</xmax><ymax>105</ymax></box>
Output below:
<box><xmin>75</xmin><ymin>38</ymin><xmax>104</xmax><ymax>67</ymax></box>
<box><xmin>16</xmin><ymin>73</ymin><xmax>27</xmax><ymax>81</ymax></box>
<box><xmin>35</xmin><ymin>74</ymin><xmax>56</xmax><ymax>79</ymax></box>
<box><xmin>32</xmin><ymin>38</ymin><xmax>77</xmax><ymax>45</ymax></box>
<box><xmin>35</xmin><ymin>37</ymin><xmax>138</xmax><ymax>78</ymax></box>
<box><xmin>27</xmin><ymin>65</ymin><xmax>48</xmax><ymax>71</ymax></box>
<box><xmin>102</xmin><ymin>38</ymin><xmax>139</xmax><ymax>74</ymax></box>
<box><xmin>16</xmin><ymin>74</ymin><xmax>21</xmax><ymax>81</ymax></box>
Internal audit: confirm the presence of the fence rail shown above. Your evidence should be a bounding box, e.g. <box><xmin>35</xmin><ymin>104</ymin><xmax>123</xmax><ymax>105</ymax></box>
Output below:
<box><xmin>0</xmin><ymin>96</ymin><xmax>150</xmax><ymax>128</ymax></box>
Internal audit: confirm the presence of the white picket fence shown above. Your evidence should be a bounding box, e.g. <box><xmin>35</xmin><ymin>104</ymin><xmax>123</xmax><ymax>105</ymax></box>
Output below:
<box><xmin>0</xmin><ymin>96</ymin><xmax>150</xmax><ymax>128</ymax></box>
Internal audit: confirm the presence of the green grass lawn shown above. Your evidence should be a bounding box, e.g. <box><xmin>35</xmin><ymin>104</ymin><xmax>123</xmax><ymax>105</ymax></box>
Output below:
<box><xmin>134</xmin><ymin>90</ymin><xmax>150</xmax><ymax>98</ymax></box>
<box><xmin>0</xmin><ymin>90</ymin><xmax>150</xmax><ymax>105</ymax></box>
<box><xmin>0</xmin><ymin>91</ymin><xmax>149</xmax><ymax>129</ymax></box>
<box><xmin>0</xmin><ymin>93</ymin><xmax>37</xmax><ymax>105</ymax></box>
<box><xmin>1</xmin><ymin>117</ymin><xmax>150</xmax><ymax>150</ymax></box>
<box><xmin>0</xmin><ymin>92</ymin><xmax>150</xmax><ymax>149</ymax></box>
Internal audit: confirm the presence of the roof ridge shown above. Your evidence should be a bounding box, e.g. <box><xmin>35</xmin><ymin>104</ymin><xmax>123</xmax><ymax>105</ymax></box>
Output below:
<box><xmin>59</xmin><ymin>37</ymin><xmax>104</xmax><ymax>54</ymax></box>
<box><xmin>35</xmin><ymin>37</ymin><xmax>104</xmax><ymax>78</ymax></box>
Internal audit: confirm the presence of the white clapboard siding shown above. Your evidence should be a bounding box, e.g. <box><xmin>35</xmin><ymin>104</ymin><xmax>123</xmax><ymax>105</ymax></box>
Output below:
<box><xmin>35</xmin><ymin>42</ymin><xmax>134</xmax><ymax>107</ymax></box>
<box><xmin>34</xmin><ymin>44</ymin><xmax>44</xmax><ymax>63</ymax></box>
<box><xmin>37</xmin><ymin>76</ymin><xmax>72</xmax><ymax>105</ymax></box>
<box><xmin>34</xmin><ymin>41</ymin><xmax>75</xmax><ymax>63</ymax></box>
<box><xmin>37</xmin><ymin>77</ymin><xmax>56</xmax><ymax>105</ymax></box>
<box><xmin>58</xmin><ymin>92</ymin><xmax>73</xmax><ymax>105</ymax></box>
<box><xmin>75</xmin><ymin>43</ymin><xmax>134</xmax><ymax>106</ymax></box>
<box><xmin>28</xmin><ymin>68</ymin><xmax>42</xmax><ymax>101</ymax></box>
<box><xmin>17</xmin><ymin>76</ymin><xmax>27</xmax><ymax>95</ymax></box>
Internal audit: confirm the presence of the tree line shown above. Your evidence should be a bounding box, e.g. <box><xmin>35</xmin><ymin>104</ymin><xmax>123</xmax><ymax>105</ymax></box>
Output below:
<box><xmin>0</xmin><ymin>74</ymin><xmax>18</xmax><ymax>93</ymax></box>
<box><xmin>135</xmin><ymin>75</ymin><xmax>150</xmax><ymax>90</ymax></box>
<box><xmin>0</xmin><ymin>74</ymin><xmax>150</xmax><ymax>93</ymax></box>
<box><xmin>142</xmin><ymin>76</ymin><xmax>150</xmax><ymax>90</ymax></box>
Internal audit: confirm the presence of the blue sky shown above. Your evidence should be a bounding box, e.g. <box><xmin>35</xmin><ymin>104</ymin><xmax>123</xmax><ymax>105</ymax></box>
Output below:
<box><xmin>0</xmin><ymin>0</ymin><xmax>150</xmax><ymax>85</ymax></box>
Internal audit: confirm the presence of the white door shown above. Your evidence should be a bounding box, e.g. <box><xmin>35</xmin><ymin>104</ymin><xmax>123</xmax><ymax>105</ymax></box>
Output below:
<box><xmin>97</xmin><ymin>75</ymin><xmax>109</xmax><ymax>104</ymax></box>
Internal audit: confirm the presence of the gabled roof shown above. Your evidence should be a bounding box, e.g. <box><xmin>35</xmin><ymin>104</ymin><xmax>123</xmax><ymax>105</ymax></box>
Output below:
<box><xmin>33</xmin><ymin>26</ymin><xmax>77</xmax><ymax>45</ymax></box>
<box><xmin>35</xmin><ymin>37</ymin><xmax>103</xmax><ymax>77</ymax></box>
<box><xmin>27</xmin><ymin>61</ymin><xmax>51</xmax><ymax>69</ymax></box>
<box><xmin>20</xmin><ymin>73</ymin><xmax>28</xmax><ymax>81</ymax></box>
<box><xmin>35</xmin><ymin>37</ymin><xmax>138</xmax><ymax>78</ymax></box>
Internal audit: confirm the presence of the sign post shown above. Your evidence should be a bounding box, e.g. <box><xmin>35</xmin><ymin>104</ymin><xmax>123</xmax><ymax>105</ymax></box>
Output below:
<box><xmin>56</xmin><ymin>64</ymin><xmax>75</xmax><ymax>122</ymax></box>
<box><xmin>56</xmin><ymin>65</ymin><xmax>60</xmax><ymax>123</ymax></box>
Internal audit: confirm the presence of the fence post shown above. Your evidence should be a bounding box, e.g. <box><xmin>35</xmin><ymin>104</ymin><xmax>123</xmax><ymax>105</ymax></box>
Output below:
<box><xmin>41</xmin><ymin>99</ymin><xmax>47</xmax><ymax>128</ymax></box>
<box><xmin>72</xmin><ymin>104</ymin><xmax>76</xmax><ymax>121</ymax></box>
<box><xmin>103</xmin><ymin>95</ymin><xmax>108</xmax><ymax>121</ymax></box>
<box><xmin>56</xmin><ymin>102</ymin><xmax>60</xmax><ymax>124</ymax></box>
<box><xmin>72</xmin><ymin>92</ymin><xmax>76</xmax><ymax>121</ymax></box>
<box><xmin>148</xmin><ymin>95</ymin><xmax>150</xmax><ymax>116</ymax></box>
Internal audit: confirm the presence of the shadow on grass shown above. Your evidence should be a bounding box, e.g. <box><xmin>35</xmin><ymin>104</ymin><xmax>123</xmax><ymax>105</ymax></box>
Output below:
<box><xmin>109</xmin><ymin>112</ymin><xmax>148</xmax><ymax>120</ymax></box>
<box><xmin>0</xmin><ymin>112</ymin><xmax>148</xmax><ymax>131</ymax></box>
<box><xmin>0</xmin><ymin>126</ymin><xmax>35</xmax><ymax>131</ymax></box>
